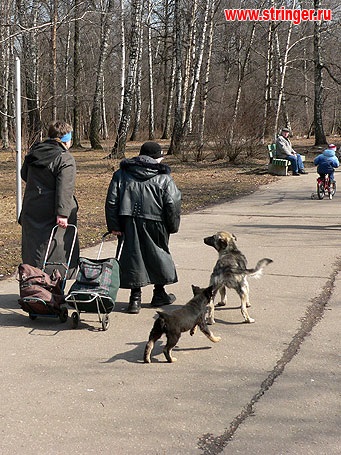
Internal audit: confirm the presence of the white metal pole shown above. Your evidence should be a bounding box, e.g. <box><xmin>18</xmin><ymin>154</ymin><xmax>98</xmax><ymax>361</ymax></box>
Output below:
<box><xmin>15</xmin><ymin>57</ymin><xmax>22</xmax><ymax>221</ymax></box>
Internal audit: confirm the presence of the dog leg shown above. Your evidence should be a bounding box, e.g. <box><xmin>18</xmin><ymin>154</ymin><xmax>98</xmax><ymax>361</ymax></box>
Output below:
<box><xmin>206</xmin><ymin>297</ymin><xmax>215</xmax><ymax>325</ymax></box>
<box><xmin>144</xmin><ymin>321</ymin><xmax>164</xmax><ymax>363</ymax></box>
<box><xmin>245</xmin><ymin>279</ymin><xmax>251</xmax><ymax>308</ymax></box>
<box><xmin>190</xmin><ymin>325</ymin><xmax>198</xmax><ymax>336</ymax></box>
<box><xmin>239</xmin><ymin>281</ymin><xmax>254</xmax><ymax>323</ymax></box>
<box><xmin>198</xmin><ymin>317</ymin><xmax>221</xmax><ymax>343</ymax></box>
<box><xmin>217</xmin><ymin>285</ymin><xmax>228</xmax><ymax>307</ymax></box>
<box><xmin>163</xmin><ymin>333</ymin><xmax>180</xmax><ymax>363</ymax></box>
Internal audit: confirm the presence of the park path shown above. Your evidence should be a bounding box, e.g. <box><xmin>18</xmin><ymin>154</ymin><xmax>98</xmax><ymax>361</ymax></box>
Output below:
<box><xmin>1</xmin><ymin>167</ymin><xmax>340</xmax><ymax>454</ymax></box>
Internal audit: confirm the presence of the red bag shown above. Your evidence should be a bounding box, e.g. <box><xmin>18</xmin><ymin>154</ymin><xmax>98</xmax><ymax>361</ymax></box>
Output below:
<box><xmin>17</xmin><ymin>264</ymin><xmax>65</xmax><ymax>313</ymax></box>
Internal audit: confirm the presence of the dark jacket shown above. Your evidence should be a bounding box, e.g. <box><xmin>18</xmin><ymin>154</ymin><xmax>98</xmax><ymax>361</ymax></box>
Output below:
<box><xmin>105</xmin><ymin>155</ymin><xmax>181</xmax><ymax>288</ymax></box>
<box><xmin>20</xmin><ymin>139</ymin><xmax>79</xmax><ymax>276</ymax></box>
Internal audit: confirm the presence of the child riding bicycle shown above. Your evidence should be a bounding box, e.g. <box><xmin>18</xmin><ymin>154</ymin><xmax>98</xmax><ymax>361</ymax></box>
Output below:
<box><xmin>313</xmin><ymin>144</ymin><xmax>339</xmax><ymax>182</ymax></box>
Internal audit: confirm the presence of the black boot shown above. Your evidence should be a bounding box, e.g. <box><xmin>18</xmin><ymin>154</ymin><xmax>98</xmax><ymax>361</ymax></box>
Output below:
<box><xmin>127</xmin><ymin>288</ymin><xmax>141</xmax><ymax>314</ymax></box>
<box><xmin>150</xmin><ymin>285</ymin><xmax>176</xmax><ymax>307</ymax></box>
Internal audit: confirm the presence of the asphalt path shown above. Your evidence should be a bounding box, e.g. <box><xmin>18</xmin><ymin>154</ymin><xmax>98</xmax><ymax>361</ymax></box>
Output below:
<box><xmin>1</xmin><ymin>167</ymin><xmax>340</xmax><ymax>455</ymax></box>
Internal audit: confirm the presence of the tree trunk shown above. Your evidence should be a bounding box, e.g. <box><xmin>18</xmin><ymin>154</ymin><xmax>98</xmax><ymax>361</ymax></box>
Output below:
<box><xmin>229</xmin><ymin>22</ymin><xmax>256</xmax><ymax>145</ymax></box>
<box><xmin>197</xmin><ymin>0</ymin><xmax>215</xmax><ymax>155</ymax></box>
<box><xmin>17</xmin><ymin>0</ymin><xmax>42</xmax><ymax>146</ymax></box>
<box><xmin>169</xmin><ymin>0</ymin><xmax>184</xmax><ymax>155</ymax></box>
<box><xmin>261</xmin><ymin>20</ymin><xmax>274</xmax><ymax>144</ymax></box>
<box><xmin>147</xmin><ymin>0</ymin><xmax>155</xmax><ymax>140</ymax></box>
<box><xmin>51</xmin><ymin>0</ymin><xmax>58</xmax><ymax>120</ymax></box>
<box><xmin>130</xmin><ymin>13</ymin><xmax>144</xmax><ymax>141</ymax></box>
<box><xmin>273</xmin><ymin>17</ymin><xmax>294</xmax><ymax>137</ymax></box>
<box><xmin>313</xmin><ymin>0</ymin><xmax>327</xmax><ymax>145</ymax></box>
<box><xmin>0</xmin><ymin>18</ymin><xmax>11</xmax><ymax>149</ymax></box>
<box><xmin>72</xmin><ymin>0</ymin><xmax>82</xmax><ymax>148</ymax></box>
<box><xmin>89</xmin><ymin>0</ymin><xmax>114</xmax><ymax>150</ymax></box>
<box><xmin>111</xmin><ymin>0</ymin><xmax>143</xmax><ymax>158</ymax></box>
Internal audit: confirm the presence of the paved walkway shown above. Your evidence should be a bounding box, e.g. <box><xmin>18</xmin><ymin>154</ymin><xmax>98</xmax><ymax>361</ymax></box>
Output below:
<box><xmin>1</xmin><ymin>168</ymin><xmax>340</xmax><ymax>454</ymax></box>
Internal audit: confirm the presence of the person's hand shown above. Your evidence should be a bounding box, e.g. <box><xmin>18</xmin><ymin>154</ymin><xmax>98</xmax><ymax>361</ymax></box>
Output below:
<box><xmin>57</xmin><ymin>215</ymin><xmax>68</xmax><ymax>229</ymax></box>
<box><xmin>111</xmin><ymin>230</ymin><xmax>123</xmax><ymax>236</ymax></box>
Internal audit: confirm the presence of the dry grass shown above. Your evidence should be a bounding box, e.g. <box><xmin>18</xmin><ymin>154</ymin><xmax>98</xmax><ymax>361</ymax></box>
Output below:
<box><xmin>1</xmin><ymin>138</ymin><xmax>300</xmax><ymax>279</ymax></box>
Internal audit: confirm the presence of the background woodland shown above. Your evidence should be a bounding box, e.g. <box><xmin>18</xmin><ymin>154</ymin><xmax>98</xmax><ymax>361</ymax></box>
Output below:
<box><xmin>0</xmin><ymin>0</ymin><xmax>340</xmax><ymax>160</ymax></box>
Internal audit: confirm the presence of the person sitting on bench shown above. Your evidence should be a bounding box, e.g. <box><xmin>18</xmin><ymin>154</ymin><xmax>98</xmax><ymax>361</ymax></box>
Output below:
<box><xmin>276</xmin><ymin>127</ymin><xmax>307</xmax><ymax>176</ymax></box>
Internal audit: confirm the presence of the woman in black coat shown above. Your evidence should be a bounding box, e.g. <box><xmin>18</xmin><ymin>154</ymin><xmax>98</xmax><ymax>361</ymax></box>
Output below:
<box><xmin>105</xmin><ymin>142</ymin><xmax>181</xmax><ymax>314</ymax></box>
<box><xmin>20</xmin><ymin>121</ymin><xmax>79</xmax><ymax>277</ymax></box>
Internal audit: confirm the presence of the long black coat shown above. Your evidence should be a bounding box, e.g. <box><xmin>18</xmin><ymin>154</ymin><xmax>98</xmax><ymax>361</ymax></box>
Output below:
<box><xmin>105</xmin><ymin>156</ymin><xmax>181</xmax><ymax>289</ymax></box>
<box><xmin>20</xmin><ymin>139</ymin><xmax>79</xmax><ymax>277</ymax></box>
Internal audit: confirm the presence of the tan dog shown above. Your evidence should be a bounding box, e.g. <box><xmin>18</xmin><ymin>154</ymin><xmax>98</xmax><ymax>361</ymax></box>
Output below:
<box><xmin>204</xmin><ymin>231</ymin><xmax>273</xmax><ymax>324</ymax></box>
<box><xmin>144</xmin><ymin>285</ymin><xmax>221</xmax><ymax>363</ymax></box>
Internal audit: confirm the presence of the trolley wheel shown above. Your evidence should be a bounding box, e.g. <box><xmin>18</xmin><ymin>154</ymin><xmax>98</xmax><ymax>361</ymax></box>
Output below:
<box><xmin>29</xmin><ymin>314</ymin><xmax>37</xmax><ymax>320</ymax></box>
<box><xmin>71</xmin><ymin>311</ymin><xmax>79</xmax><ymax>329</ymax></box>
<box><xmin>317</xmin><ymin>182</ymin><xmax>325</xmax><ymax>199</ymax></box>
<box><xmin>59</xmin><ymin>307</ymin><xmax>68</xmax><ymax>323</ymax></box>
<box><xmin>101</xmin><ymin>314</ymin><xmax>110</xmax><ymax>331</ymax></box>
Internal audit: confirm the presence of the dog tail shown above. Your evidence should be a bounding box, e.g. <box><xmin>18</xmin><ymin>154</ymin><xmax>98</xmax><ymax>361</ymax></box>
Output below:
<box><xmin>247</xmin><ymin>258</ymin><xmax>273</xmax><ymax>278</ymax></box>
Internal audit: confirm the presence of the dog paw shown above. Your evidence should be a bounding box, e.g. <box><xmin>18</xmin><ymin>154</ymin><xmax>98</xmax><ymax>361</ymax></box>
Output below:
<box><xmin>168</xmin><ymin>357</ymin><xmax>177</xmax><ymax>363</ymax></box>
<box><xmin>144</xmin><ymin>357</ymin><xmax>151</xmax><ymax>363</ymax></box>
<box><xmin>217</xmin><ymin>301</ymin><xmax>226</xmax><ymax>307</ymax></box>
<box><xmin>245</xmin><ymin>317</ymin><xmax>255</xmax><ymax>323</ymax></box>
<box><xmin>207</xmin><ymin>318</ymin><xmax>215</xmax><ymax>325</ymax></box>
<box><xmin>246</xmin><ymin>303</ymin><xmax>251</xmax><ymax>308</ymax></box>
<box><xmin>213</xmin><ymin>336</ymin><xmax>221</xmax><ymax>343</ymax></box>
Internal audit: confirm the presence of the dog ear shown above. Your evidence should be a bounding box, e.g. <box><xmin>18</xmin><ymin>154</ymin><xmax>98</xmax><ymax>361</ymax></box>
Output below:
<box><xmin>205</xmin><ymin>285</ymin><xmax>214</xmax><ymax>298</ymax></box>
<box><xmin>232</xmin><ymin>233</ymin><xmax>237</xmax><ymax>241</ymax></box>
<box><xmin>191</xmin><ymin>284</ymin><xmax>200</xmax><ymax>295</ymax></box>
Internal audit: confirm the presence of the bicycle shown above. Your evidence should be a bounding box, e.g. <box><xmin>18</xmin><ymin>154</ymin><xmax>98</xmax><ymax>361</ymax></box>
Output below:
<box><xmin>315</xmin><ymin>174</ymin><xmax>336</xmax><ymax>200</ymax></box>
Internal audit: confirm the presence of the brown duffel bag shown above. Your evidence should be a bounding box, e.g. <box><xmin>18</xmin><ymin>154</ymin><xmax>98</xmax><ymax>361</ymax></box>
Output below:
<box><xmin>17</xmin><ymin>264</ymin><xmax>65</xmax><ymax>313</ymax></box>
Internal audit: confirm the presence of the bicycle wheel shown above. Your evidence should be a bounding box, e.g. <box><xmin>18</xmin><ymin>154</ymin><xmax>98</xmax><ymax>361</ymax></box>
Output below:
<box><xmin>317</xmin><ymin>181</ymin><xmax>325</xmax><ymax>199</ymax></box>
<box><xmin>330</xmin><ymin>181</ymin><xmax>336</xmax><ymax>197</ymax></box>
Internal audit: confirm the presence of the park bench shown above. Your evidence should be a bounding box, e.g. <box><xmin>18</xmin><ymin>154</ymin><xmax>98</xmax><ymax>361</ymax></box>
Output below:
<box><xmin>267</xmin><ymin>144</ymin><xmax>305</xmax><ymax>176</ymax></box>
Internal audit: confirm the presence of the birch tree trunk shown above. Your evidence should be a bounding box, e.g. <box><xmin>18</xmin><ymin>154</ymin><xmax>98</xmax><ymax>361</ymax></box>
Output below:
<box><xmin>51</xmin><ymin>0</ymin><xmax>58</xmax><ymax>120</ymax></box>
<box><xmin>130</xmin><ymin>23</ymin><xmax>143</xmax><ymax>141</ymax></box>
<box><xmin>161</xmin><ymin>0</ymin><xmax>174</xmax><ymax>140</ymax></box>
<box><xmin>0</xmin><ymin>8</ymin><xmax>11</xmax><ymax>149</ymax></box>
<box><xmin>169</xmin><ymin>0</ymin><xmax>184</xmax><ymax>155</ymax></box>
<box><xmin>147</xmin><ymin>0</ymin><xmax>155</xmax><ymax>140</ymax></box>
<box><xmin>273</xmin><ymin>16</ymin><xmax>294</xmax><ymax>137</ymax></box>
<box><xmin>111</xmin><ymin>0</ymin><xmax>143</xmax><ymax>158</ymax></box>
<box><xmin>89</xmin><ymin>0</ymin><xmax>114</xmax><ymax>150</ymax></box>
<box><xmin>313</xmin><ymin>0</ymin><xmax>327</xmax><ymax>145</ymax></box>
<box><xmin>182</xmin><ymin>0</ymin><xmax>210</xmax><ymax>139</ymax></box>
<box><xmin>197</xmin><ymin>0</ymin><xmax>215</xmax><ymax>156</ymax></box>
<box><xmin>161</xmin><ymin>52</ymin><xmax>175</xmax><ymax>140</ymax></box>
<box><xmin>63</xmin><ymin>22</ymin><xmax>71</xmax><ymax>122</ymax></box>
<box><xmin>261</xmin><ymin>20</ymin><xmax>274</xmax><ymax>144</ymax></box>
<box><xmin>72</xmin><ymin>0</ymin><xmax>82</xmax><ymax>148</ymax></box>
<box><xmin>17</xmin><ymin>0</ymin><xmax>42</xmax><ymax>145</ymax></box>
<box><xmin>119</xmin><ymin>0</ymin><xmax>126</xmax><ymax>119</ymax></box>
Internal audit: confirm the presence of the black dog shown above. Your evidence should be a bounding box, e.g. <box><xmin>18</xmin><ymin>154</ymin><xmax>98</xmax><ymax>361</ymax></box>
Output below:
<box><xmin>143</xmin><ymin>285</ymin><xmax>221</xmax><ymax>363</ymax></box>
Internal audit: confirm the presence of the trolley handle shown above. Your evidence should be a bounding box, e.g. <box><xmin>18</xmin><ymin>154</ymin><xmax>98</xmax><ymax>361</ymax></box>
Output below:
<box><xmin>97</xmin><ymin>232</ymin><xmax>124</xmax><ymax>261</ymax></box>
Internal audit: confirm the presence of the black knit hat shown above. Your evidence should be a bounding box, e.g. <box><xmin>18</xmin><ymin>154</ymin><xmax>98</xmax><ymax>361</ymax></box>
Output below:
<box><xmin>281</xmin><ymin>127</ymin><xmax>290</xmax><ymax>133</ymax></box>
<box><xmin>139</xmin><ymin>142</ymin><xmax>164</xmax><ymax>159</ymax></box>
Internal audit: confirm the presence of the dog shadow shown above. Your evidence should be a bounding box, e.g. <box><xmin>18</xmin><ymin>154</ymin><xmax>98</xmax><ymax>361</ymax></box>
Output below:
<box><xmin>212</xmin><ymin>306</ymin><xmax>248</xmax><ymax>325</ymax></box>
<box><xmin>103</xmin><ymin>341</ymin><xmax>213</xmax><ymax>364</ymax></box>
<box><xmin>103</xmin><ymin>340</ymin><xmax>154</xmax><ymax>364</ymax></box>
